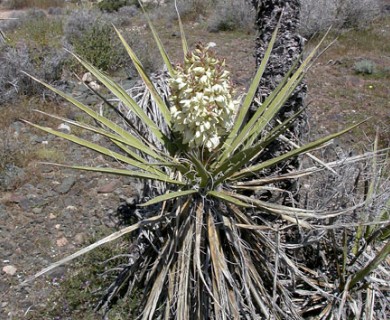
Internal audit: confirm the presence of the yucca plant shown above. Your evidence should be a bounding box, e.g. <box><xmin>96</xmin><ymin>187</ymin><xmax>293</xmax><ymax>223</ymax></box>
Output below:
<box><xmin>22</xmin><ymin>3</ymin><xmax>388</xmax><ymax>319</ymax></box>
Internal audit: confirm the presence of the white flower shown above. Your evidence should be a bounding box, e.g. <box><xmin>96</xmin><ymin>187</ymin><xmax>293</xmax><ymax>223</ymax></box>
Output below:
<box><xmin>169</xmin><ymin>43</ymin><xmax>240</xmax><ymax>151</ymax></box>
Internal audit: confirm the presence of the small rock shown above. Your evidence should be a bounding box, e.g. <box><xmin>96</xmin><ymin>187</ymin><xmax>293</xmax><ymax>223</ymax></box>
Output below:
<box><xmin>2</xmin><ymin>265</ymin><xmax>17</xmax><ymax>276</ymax></box>
<box><xmin>9</xmin><ymin>121</ymin><xmax>25</xmax><ymax>139</ymax></box>
<box><xmin>32</xmin><ymin>207</ymin><xmax>43</xmax><ymax>214</ymax></box>
<box><xmin>90</xmin><ymin>217</ymin><xmax>102</xmax><ymax>226</ymax></box>
<box><xmin>7</xmin><ymin>193</ymin><xmax>24</xmax><ymax>203</ymax></box>
<box><xmin>91</xmin><ymin>134</ymin><xmax>102</xmax><ymax>143</ymax></box>
<box><xmin>55</xmin><ymin>224</ymin><xmax>61</xmax><ymax>229</ymax></box>
<box><xmin>74</xmin><ymin>233</ymin><xmax>86</xmax><ymax>245</ymax></box>
<box><xmin>0</xmin><ymin>165</ymin><xmax>25</xmax><ymax>190</ymax></box>
<box><xmin>19</xmin><ymin>198</ymin><xmax>32</xmax><ymax>211</ymax></box>
<box><xmin>97</xmin><ymin>179</ymin><xmax>120</xmax><ymax>193</ymax></box>
<box><xmin>82</xmin><ymin>72</ymin><xmax>93</xmax><ymax>83</ymax></box>
<box><xmin>2</xmin><ymin>242</ymin><xmax>14</xmax><ymax>257</ymax></box>
<box><xmin>56</xmin><ymin>237</ymin><xmax>68</xmax><ymax>247</ymax></box>
<box><xmin>48</xmin><ymin>213</ymin><xmax>56</xmax><ymax>219</ymax></box>
<box><xmin>55</xmin><ymin>176</ymin><xmax>76</xmax><ymax>194</ymax></box>
<box><xmin>89</xmin><ymin>81</ymin><xmax>101</xmax><ymax>91</ymax></box>
<box><xmin>57</xmin><ymin>123</ymin><xmax>71</xmax><ymax>134</ymax></box>
<box><xmin>0</xmin><ymin>204</ymin><xmax>8</xmax><ymax>219</ymax></box>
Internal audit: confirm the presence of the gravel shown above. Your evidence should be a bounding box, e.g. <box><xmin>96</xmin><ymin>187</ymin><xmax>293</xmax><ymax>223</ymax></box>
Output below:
<box><xmin>0</xmin><ymin>123</ymin><xmax>140</xmax><ymax>319</ymax></box>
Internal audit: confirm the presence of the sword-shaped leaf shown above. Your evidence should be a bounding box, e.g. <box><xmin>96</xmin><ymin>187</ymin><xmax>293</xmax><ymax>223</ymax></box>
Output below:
<box><xmin>220</xmin><ymin>31</ymin><xmax>328</xmax><ymax>163</ymax></box>
<box><xmin>114</xmin><ymin>27</ymin><xmax>172</xmax><ymax>127</ymax></box>
<box><xmin>23</xmin><ymin>213</ymin><xmax>166</xmax><ymax>283</ymax></box>
<box><xmin>227</xmin><ymin>121</ymin><xmax>366</xmax><ymax>182</ymax></box>
<box><xmin>24</xmin><ymin>72</ymin><xmax>166</xmax><ymax>161</ymax></box>
<box><xmin>66</xmin><ymin>53</ymin><xmax>168</xmax><ymax>145</ymax></box>
<box><xmin>40</xmin><ymin>163</ymin><xmax>184</xmax><ymax>186</ymax></box>
<box><xmin>207</xmin><ymin>190</ymin><xmax>253</xmax><ymax>208</ymax></box>
<box><xmin>242</xmin><ymin>33</ymin><xmax>329</xmax><ymax>147</ymax></box>
<box><xmin>139</xmin><ymin>190</ymin><xmax>197</xmax><ymax>207</ymax></box>
<box><xmin>31</xmin><ymin>109</ymin><xmax>162</xmax><ymax>164</ymax></box>
<box><xmin>213</xmin><ymin>106</ymin><xmax>307</xmax><ymax>179</ymax></box>
<box><xmin>187</xmin><ymin>153</ymin><xmax>210</xmax><ymax>188</ymax></box>
<box><xmin>23</xmin><ymin>120</ymin><xmax>170</xmax><ymax>177</ymax></box>
<box><xmin>138</xmin><ymin>0</ymin><xmax>174</xmax><ymax>76</ymax></box>
<box><xmin>220</xmin><ymin>21</ymin><xmax>280</xmax><ymax>162</ymax></box>
<box><xmin>174</xmin><ymin>0</ymin><xmax>188</xmax><ymax>57</ymax></box>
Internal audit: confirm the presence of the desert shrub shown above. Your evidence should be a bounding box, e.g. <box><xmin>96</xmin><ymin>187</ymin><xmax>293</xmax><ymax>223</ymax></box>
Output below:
<box><xmin>104</xmin><ymin>5</ymin><xmax>140</xmax><ymax>28</ymax></box>
<box><xmin>73</xmin><ymin>23</ymin><xmax>127</xmax><ymax>71</ymax></box>
<box><xmin>11</xmin><ymin>11</ymin><xmax>63</xmax><ymax>47</ymax></box>
<box><xmin>206</xmin><ymin>0</ymin><xmax>254</xmax><ymax>33</ymax></box>
<box><xmin>0</xmin><ymin>11</ymin><xmax>67</xmax><ymax>104</ymax></box>
<box><xmin>63</xmin><ymin>9</ymin><xmax>127</xmax><ymax>72</ymax></box>
<box><xmin>117</xmin><ymin>4</ymin><xmax>139</xmax><ymax>20</ymax></box>
<box><xmin>0</xmin><ymin>43</ymin><xmax>68</xmax><ymax>104</ymax></box>
<box><xmin>63</xmin><ymin>9</ymin><xmax>160</xmax><ymax>74</ymax></box>
<box><xmin>300</xmin><ymin>0</ymin><xmax>381</xmax><ymax>37</ymax></box>
<box><xmin>3</xmin><ymin>0</ymin><xmax>65</xmax><ymax>9</ymax></box>
<box><xmin>97</xmin><ymin>0</ymin><xmax>136</xmax><ymax>12</ymax></box>
<box><xmin>176</xmin><ymin>0</ymin><xmax>210</xmax><ymax>17</ymax></box>
<box><xmin>354</xmin><ymin>59</ymin><xmax>377</xmax><ymax>75</ymax></box>
<box><xmin>118</xmin><ymin>4</ymin><xmax>139</xmax><ymax>16</ymax></box>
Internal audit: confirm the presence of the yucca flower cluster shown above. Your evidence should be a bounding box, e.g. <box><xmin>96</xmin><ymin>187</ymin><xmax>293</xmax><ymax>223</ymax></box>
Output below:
<box><xmin>169</xmin><ymin>43</ymin><xmax>239</xmax><ymax>151</ymax></box>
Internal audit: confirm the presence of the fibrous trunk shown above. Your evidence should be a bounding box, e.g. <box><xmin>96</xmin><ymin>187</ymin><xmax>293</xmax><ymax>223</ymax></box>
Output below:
<box><xmin>251</xmin><ymin>0</ymin><xmax>307</xmax><ymax>204</ymax></box>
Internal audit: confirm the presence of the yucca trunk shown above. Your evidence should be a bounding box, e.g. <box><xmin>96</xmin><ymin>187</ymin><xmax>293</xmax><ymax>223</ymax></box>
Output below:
<box><xmin>251</xmin><ymin>0</ymin><xmax>306</xmax><ymax>204</ymax></box>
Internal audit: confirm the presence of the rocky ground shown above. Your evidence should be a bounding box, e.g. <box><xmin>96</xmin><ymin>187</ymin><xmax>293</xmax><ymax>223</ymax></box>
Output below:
<box><xmin>0</xmin><ymin>119</ymin><xmax>144</xmax><ymax>318</ymax></box>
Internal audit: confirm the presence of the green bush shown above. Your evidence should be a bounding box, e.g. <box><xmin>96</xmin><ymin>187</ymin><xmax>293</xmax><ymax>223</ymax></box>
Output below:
<box><xmin>73</xmin><ymin>24</ymin><xmax>125</xmax><ymax>71</ymax></box>
<box><xmin>64</xmin><ymin>9</ymin><xmax>160</xmax><ymax>74</ymax></box>
<box><xmin>97</xmin><ymin>0</ymin><xmax>135</xmax><ymax>12</ymax></box>
<box><xmin>354</xmin><ymin>59</ymin><xmax>377</xmax><ymax>75</ymax></box>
